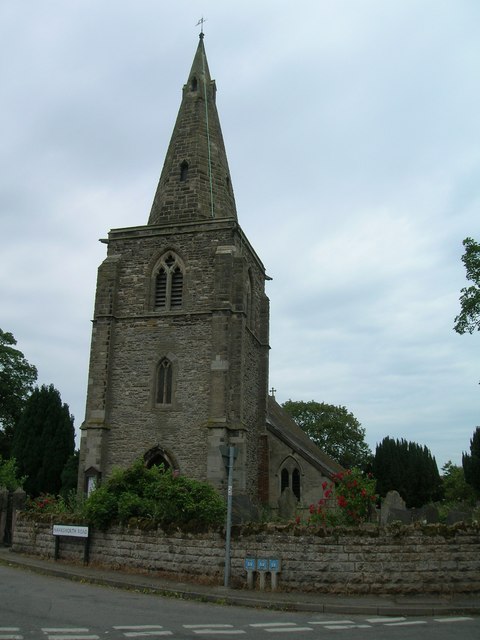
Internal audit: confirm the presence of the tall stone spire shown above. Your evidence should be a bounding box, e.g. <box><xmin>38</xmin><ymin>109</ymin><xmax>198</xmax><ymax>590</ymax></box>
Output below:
<box><xmin>148</xmin><ymin>34</ymin><xmax>237</xmax><ymax>225</ymax></box>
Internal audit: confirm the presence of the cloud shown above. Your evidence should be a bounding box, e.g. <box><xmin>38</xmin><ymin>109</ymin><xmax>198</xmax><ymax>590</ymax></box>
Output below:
<box><xmin>1</xmin><ymin>0</ymin><xmax>479</xmax><ymax>469</ymax></box>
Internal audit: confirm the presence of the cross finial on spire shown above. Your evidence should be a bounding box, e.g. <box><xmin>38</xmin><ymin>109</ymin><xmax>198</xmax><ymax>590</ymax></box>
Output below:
<box><xmin>196</xmin><ymin>17</ymin><xmax>206</xmax><ymax>39</ymax></box>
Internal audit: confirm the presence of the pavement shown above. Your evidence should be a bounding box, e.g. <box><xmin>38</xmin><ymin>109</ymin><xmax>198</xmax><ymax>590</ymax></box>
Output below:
<box><xmin>0</xmin><ymin>545</ymin><xmax>479</xmax><ymax>617</ymax></box>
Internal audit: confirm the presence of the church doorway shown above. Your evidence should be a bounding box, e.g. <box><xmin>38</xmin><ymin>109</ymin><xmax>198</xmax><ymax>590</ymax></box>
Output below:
<box><xmin>143</xmin><ymin>445</ymin><xmax>177</xmax><ymax>472</ymax></box>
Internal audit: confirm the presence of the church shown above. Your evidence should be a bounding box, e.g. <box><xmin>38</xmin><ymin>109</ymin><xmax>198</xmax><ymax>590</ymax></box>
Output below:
<box><xmin>78</xmin><ymin>34</ymin><xmax>342</xmax><ymax>516</ymax></box>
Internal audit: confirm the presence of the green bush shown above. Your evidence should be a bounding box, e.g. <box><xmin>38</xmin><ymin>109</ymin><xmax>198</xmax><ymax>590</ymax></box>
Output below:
<box><xmin>82</xmin><ymin>485</ymin><xmax>119</xmax><ymax>530</ymax></box>
<box><xmin>117</xmin><ymin>491</ymin><xmax>149</xmax><ymax>523</ymax></box>
<box><xmin>82</xmin><ymin>459</ymin><xmax>226</xmax><ymax>531</ymax></box>
<box><xmin>0</xmin><ymin>455</ymin><xmax>25</xmax><ymax>491</ymax></box>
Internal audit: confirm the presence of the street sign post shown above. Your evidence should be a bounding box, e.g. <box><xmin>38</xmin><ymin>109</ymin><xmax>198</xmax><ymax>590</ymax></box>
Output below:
<box><xmin>219</xmin><ymin>445</ymin><xmax>238</xmax><ymax>587</ymax></box>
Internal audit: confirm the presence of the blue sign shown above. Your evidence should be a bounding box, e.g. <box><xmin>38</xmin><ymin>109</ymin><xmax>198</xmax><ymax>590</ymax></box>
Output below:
<box><xmin>269</xmin><ymin>558</ymin><xmax>280</xmax><ymax>572</ymax></box>
<box><xmin>244</xmin><ymin>557</ymin><xmax>256</xmax><ymax>571</ymax></box>
<box><xmin>257</xmin><ymin>558</ymin><xmax>268</xmax><ymax>571</ymax></box>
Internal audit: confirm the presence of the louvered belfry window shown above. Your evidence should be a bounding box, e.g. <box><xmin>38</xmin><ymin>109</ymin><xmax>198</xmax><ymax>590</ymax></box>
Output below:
<box><xmin>157</xmin><ymin>358</ymin><xmax>173</xmax><ymax>405</ymax></box>
<box><xmin>171</xmin><ymin>268</ymin><xmax>183</xmax><ymax>308</ymax></box>
<box><xmin>155</xmin><ymin>253</ymin><xmax>184</xmax><ymax>310</ymax></box>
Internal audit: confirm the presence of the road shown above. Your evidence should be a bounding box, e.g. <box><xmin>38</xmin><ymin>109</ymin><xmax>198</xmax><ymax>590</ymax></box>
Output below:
<box><xmin>0</xmin><ymin>564</ymin><xmax>478</xmax><ymax>639</ymax></box>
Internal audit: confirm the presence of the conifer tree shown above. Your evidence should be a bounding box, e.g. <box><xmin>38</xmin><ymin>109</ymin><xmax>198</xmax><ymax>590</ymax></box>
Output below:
<box><xmin>373</xmin><ymin>437</ymin><xmax>442</xmax><ymax>508</ymax></box>
<box><xmin>462</xmin><ymin>427</ymin><xmax>480</xmax><ymax>495</ymax></box>
<box><xmin>12</xmin><ymin>384</ymin><xmax>75</xmax><ymax>496</ymax></box>
<box><xmin>60</xmin><ymin>450</ymin><xmax>80</xmax><ymax>496</ymax></box>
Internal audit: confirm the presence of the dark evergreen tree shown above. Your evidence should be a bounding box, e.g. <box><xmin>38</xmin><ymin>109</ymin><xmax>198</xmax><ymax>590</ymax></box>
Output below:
<box><xmin>12</xmin><ymin>384</ymin><xmax>75</xmax><ymax>496</ymax></box>
<box><xmin>373</xmin><ymin>437</ymin><xmax>442</xmax><ymax>508</ymax></box>
<box><xmin>462</xmin><ymin>427</ymin><xmax>480</xmax><ymax>495</ymax></box>
<box><xmin>60</xmin><ymin>450</ymin><xmax>80</xmax><ymax>496</ymax></box>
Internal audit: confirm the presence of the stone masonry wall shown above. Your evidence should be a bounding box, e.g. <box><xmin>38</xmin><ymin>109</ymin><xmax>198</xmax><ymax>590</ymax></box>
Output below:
<box><xmin>81</xmin><ymin>219</ymin><xmax>270</xmax><ymax>504</ymax></box>
<box><xmin>12</xmin><ymin>518</ymin><xmax>480</xmax><ymax>595</ymax></box>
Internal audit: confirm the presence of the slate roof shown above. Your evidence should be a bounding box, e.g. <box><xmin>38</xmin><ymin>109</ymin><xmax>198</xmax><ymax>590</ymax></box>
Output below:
<box><xmin>266</xmin><ymin>396</ymin><xmax>344</xmax><ymax>477</ymax></box>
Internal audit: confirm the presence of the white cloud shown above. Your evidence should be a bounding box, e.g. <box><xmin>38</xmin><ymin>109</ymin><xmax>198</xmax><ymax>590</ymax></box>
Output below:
<box><xmin>1</xmin><ymin>0</ymin><xmax>479</xmax><ymax>466</ymax></box>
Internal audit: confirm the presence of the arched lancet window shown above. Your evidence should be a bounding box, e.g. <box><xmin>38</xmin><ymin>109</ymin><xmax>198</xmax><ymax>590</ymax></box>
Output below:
<box><xmin>279</xmin><ymin>458</ymin><xmax>301</xmax><ymax>501</ymax></box>
<box><xmin>180</xmin><ymin>160</ymin><xmax>189</xmax><ymax>182</ymax></box>
<box><xmin>190</xmin><ymin>76</ymin><xmax>198</xmax><ymax>92</ymax></box>
<box><xmin>156</xmin><ymin>358</ymin><xmax>173</xmax><ymax>405</ymax></box>
<box><xmin>155</xmin><ymin>252</ymin><xmax>184</xmax><ymax>310</ymax></box>
<box><xmin>292</xmin><ymin>468</ymin><xmax>301</xmax><ymax>500</ymax></box>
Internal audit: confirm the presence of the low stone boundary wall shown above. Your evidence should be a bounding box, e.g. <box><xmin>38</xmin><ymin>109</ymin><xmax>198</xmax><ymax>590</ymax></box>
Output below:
<box><xmin>12</xmin><ymin>517</ymin><xmax>480</xmax><ymax>595</ymax></box>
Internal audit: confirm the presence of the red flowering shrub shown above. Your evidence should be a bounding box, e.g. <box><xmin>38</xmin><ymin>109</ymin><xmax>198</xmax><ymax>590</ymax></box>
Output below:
<box><xmin>307</xmin><ymin>468</ymin><xmax>377</xmax><ymax>526</ymax></box>
<box><xmin>25</xmin><ymin>493</ymin><xmax>72</xmax><ymax>516</ymax></box>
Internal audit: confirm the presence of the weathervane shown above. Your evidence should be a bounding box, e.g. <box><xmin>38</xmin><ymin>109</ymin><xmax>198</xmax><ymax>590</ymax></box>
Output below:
<box><xmin>196</xmin><ymin>16</ymin><xmax>206</xmax><ymax>37</ymax></box>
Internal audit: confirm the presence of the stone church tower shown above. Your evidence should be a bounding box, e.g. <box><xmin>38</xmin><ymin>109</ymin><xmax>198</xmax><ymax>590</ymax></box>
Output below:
<box><xmin>78</xmin><ymin>34</ymin><xmax>270</xmax><ymax>503</ymax></box>
<box><xmin>79</xmin><ymin>35</ymin><xmax>342</xmax><ymax>511</ymax></box>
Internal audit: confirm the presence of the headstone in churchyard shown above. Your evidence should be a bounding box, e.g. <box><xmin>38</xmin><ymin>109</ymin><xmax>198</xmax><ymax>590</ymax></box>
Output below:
<box><xmin>387</xmin><ymin>507</ymin><xmax>412</xmax><ymax>524</ymax></box>
<box><xmin>381</xmin><ymin>490</ymin><xmax>407</xmax><ymax>525</ymax></box>
<box><xmin>411</xmin><ymin>504</ymin><xmax>439</xmax><ymax>523</ymax></box>
<box><xmin>278</xmin><ymin>487</ymin><xmax>297</xmax><ymax>520</ymax></box>
<box><xmin>446</xmin><ymin>509</ymin><xmax>471</xmax><ymax>525</ymax></box>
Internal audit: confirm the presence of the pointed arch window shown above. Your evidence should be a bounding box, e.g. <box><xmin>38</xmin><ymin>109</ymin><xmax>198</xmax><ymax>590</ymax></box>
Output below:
<box><xmin>280</xmin><ymin>459</ymin><xmax>301</xmax><ymax>501</ymax></box>
<box><xmin>190</xmin><ymin>77</ymin><xmax>198</xmax><ymax>92</ymax></box>
<box><xmin>155</xmin><ymin>252</ymin><xmax>184</xmax><ymax>310</ymax></box>
<box><xmin>156</xmin><ymin>358</ymin><xmax>173</xmax><ymax>405</ymax></box>
<box><xmin>145</xmin><ymin>449</ymin><xmax>170</xmax><ymax>471</ymax></box>
<box><xmin>292</xmin><ymin>468</ymin><xmax>301</xmax><ymax>500</ymax></box>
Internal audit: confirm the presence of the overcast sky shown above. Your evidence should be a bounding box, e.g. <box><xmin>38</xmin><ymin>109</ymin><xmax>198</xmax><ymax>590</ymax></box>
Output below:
<box><xmin>1</xmin><ymin>1</ymin><xmax>479</xmax><ymax>469</ymax></box>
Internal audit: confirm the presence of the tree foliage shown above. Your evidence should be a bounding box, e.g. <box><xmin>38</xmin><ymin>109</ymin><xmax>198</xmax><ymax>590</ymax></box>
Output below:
<box><xmin>454</xmin><ymin>237</ymin><xmax>480</xmax><ymax>334</ymax></box>
<box><xmin>373</xmin><ymin>437</ymin><xmax>443</xmax><ymax>508</ymax></box>
<box><xmin>441</xmin><ymin>460</ymin><xmax>476</xmax><ymax>504</ymax></box>
<box><xmin>282</xmin><ymin>400</ymin><xmax>372</xmax><ymax>469</ymax></box>
<box><xmin>0</xmin><ymin>329</ymin><xmax>38</xmax><ymax>458</ymax></box>
<box><xmin>12</xmin><ymin>384</ymin><xmax>75</xmax><ymax>497</ymax></box>
<box><xmin>0</xmin><ymin>455</ymin><xmax>26</xmax><ymax>491</ymax></box>
<box><xmin>60</xmin><ymin>450</ymin><xmax>80</xmax><ymax>497</ymax></box>
<box><xmin>462</xmin><ymin>427</ymin><xmax>480</xmax><ymax>495</ymax></box>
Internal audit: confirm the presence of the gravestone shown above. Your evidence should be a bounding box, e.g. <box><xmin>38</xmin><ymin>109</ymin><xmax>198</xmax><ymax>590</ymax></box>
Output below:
<box><xmin>278</xmin><ymin>487</ymin><xmax>297</xmax><ymax>520</ymax></box>
<box><xmin>446</xmin><ymin>509</ymin><xmax>471</xmax><ymax>525</ymax></box>
<box><xmin>387</xmin><ymin>507</ymin><xmax>412</xmax><ymax>524</ymax></box>
<box><xmin>411</xmin><ymin>504</ymin><xmax>439</xmax><ymax>523</ymax></box>
<box><xmin>380</xmin><ymin>490</ymin><xmax>407</xmax><ymax>525</ymax></box>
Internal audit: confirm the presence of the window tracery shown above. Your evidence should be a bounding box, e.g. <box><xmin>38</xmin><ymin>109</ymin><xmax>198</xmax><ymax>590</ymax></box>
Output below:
<box><xmin>156</xmin><ymin>358</ymin><xmax>173</xmax><ymax>405</ymax></box>
<box><xmin>154</xmin><ymin>252</ymin><xmax>184</xmax><ymax>310</ymax></box>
